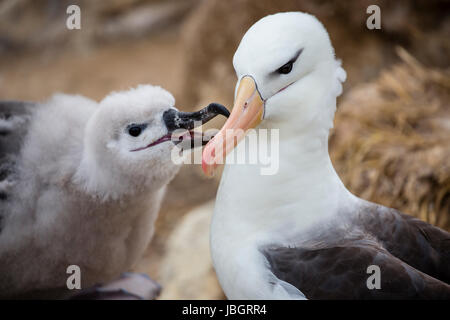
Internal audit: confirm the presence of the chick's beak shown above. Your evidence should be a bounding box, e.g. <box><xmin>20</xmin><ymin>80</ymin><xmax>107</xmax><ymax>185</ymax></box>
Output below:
<box><xmin>163</xmin><ymin>103</ymin><xmax>230</xmax><ymax>148</ymax></box>
<box><xmin>202</xmin><ymin>76</ymin><xmax>264</xmax><ymax>176</ymax></box>
<box><xmin>163</xmin><ymin>103</ymin><xmax>229</xmax><ymax>132</ymax></box>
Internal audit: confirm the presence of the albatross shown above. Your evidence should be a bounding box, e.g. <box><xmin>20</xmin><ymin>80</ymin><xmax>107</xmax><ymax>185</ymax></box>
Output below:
<box><xmin>0</xmin><ymin>85</ymin><xmax>228</xmax><ymax>298</ymax></box>
<box><xmin>202</xmin><ymin>12</ymin><xmax>450</xmax><ymax>299</ymax></box>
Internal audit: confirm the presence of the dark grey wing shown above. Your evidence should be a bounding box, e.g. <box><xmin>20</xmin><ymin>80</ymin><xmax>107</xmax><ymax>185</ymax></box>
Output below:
<box><xmin>356</xmin><ymin>203</ymin><xmax>450</xmax><ymax>284</ymax></box>
<box><xmin>0</xmin><ymin>101</ymin><xmax>35</xmax><ymax>227</ymax></box>
<box><xmin>263</xmin><ymin>240</ymin><xmax>450</xmax><ymax>300</ymax></box>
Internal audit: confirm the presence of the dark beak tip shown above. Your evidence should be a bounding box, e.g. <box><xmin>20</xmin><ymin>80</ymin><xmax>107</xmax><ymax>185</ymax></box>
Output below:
<box><xmin>163</xmin><ymin>103</ymin><xmax>230</xmax><ymax>132</ymax></box>
<box><xmin>208</xmin><ymin>102</ymin><xmax>230</xmax><ymax>118</ymax></box>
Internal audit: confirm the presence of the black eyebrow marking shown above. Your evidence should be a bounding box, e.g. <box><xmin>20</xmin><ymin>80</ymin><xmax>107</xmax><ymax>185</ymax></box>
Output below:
<box><xmin>271</xmin><ymin>48</ymin><xmax>304</xmax><ymax>74</ymax></box>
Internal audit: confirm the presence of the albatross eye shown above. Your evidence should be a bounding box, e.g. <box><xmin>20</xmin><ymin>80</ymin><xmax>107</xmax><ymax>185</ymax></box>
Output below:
<box><xmin>277</xmin><ymin>61</ymin><xmax>293</xmax><ymax>74</ymax></box>
<box><xmin>127</xmin><ymin>123</ymin><xmax>148</xmax><ymax>137</ymax></box>
<box><xmin>128</xmin><ymin>126</ymin><xmax>142</xmax><ymax>137</ymax></box>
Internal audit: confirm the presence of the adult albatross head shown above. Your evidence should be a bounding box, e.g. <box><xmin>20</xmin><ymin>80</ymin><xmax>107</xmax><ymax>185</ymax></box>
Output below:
<box><xmin>202</xmin><ymin>12</ymin><xmax>345</xmax><ymax>175</ymax></box>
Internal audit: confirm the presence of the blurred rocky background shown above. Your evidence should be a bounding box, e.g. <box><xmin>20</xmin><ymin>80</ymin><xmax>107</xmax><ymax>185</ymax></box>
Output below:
<box><xmin>0</xmin><ymin>0</ymin><xmax>448</xmax><ymax>299</ymax></box>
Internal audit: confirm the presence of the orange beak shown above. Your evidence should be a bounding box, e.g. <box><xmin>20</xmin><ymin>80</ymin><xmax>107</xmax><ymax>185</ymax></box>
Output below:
<box><xmin>202</xmin><ymin>76</ymin><xmax>264</xmax><ymax>176</ymax></box>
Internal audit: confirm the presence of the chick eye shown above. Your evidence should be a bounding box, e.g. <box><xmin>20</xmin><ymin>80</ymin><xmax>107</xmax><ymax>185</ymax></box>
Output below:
<box><xmin>277</xmin><ymin>61</ymin><xmax>294</xmax><ymax>74</ymax></box>
<box><xmin>128</xmin><ymin>126</ymin><xmax>142</xmax><ymax>137</ymax></box>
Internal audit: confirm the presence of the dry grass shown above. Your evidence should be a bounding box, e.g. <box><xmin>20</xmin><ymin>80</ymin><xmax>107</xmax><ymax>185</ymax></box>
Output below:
<box><xmin>331</xmin><ymin>48</ymin><xmax>450</xmax><ymax>231</ymax></box>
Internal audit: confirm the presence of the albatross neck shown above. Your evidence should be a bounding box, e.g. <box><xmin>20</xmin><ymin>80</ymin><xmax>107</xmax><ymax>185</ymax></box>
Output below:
<box><xmin>215</xmin><ymin>121</ymin><xmax>351</xmax><ymax>240</ymax></box>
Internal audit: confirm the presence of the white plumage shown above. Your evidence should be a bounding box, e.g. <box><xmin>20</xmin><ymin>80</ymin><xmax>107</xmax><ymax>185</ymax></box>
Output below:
<box><xmin>205</xmin><ymin>12</ymin><xmax>450</xmax><ymax>299</ymax></box>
